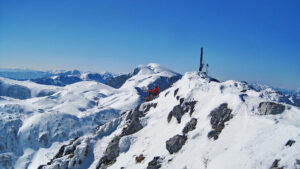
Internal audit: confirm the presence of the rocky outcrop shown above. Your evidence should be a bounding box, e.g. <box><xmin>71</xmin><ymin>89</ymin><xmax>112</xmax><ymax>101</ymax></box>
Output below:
<box><xmin>259</xmin><ymin>102</ymin><xmax>285</xmax><ymax>115</ymax></box>
<box><xmin>285</xmin><ymin>139</ymin><xmax>295</xmax><ymax>147</ymax></box>
<box><xmin>38</xmin><ymin>137</ymin><xmax>91</xmax><ymax>169</ymax></box>
<box><xmin>166</xmin><ymin>135</ymin><xmax>187</xmax><ymax>154</ymax></box>
<box><xmin>168</xmin><ymin>105</ymin><xmax>184</xmax><ymax>123</ymax></box>
<box><xmin>121</xmin><ymin>116</ymin><xmax>143</xmax><ymax>136</ymax></box>
<box><xmin>97</xmin><ymin>102</ymin><xmax>158</xmax><ymax>168</ymax></box>
<box><xmin>147</xmin><ymin>156</ymin><xmax>163</xmax><ymax>169</ymax></box>
<box><xmin>168</xmin><ymin>101</ymin><xmax>197</xmax><ymax>123</ymax></box>
<box><xmin>182</xmin><ymin>118</ymin><xmax>198</xmax><ymax>134</ymax></box>
<box><xmin>208</xmin><ymin>103</ymin><xmax>233</xmax><ymax>140</ymax></box>
<box><xmin>270</xmin><ymin>159</ymin><xmax>283</xmax><ymax>169</ymax></box>
<box><xmin>96</xmin><ymin>136</ymin><xmax>121</xmax><ymax>168</ymax></box>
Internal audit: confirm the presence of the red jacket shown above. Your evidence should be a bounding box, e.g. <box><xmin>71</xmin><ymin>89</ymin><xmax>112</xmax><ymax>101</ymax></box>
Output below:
<box><xmin>149</xmin><ymin>87</ymin><xmax>160</xmax><ymax>95</ymax></box>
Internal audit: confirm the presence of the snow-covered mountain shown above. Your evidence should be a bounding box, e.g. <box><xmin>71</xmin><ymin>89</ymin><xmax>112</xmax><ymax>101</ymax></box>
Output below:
<box><xmin>30</xmin><ymin>70</ymin><xmax>116</xmax><ymax>87</ymax></box>
<box><xmin>249</xmin><ymin>83</ymin><xmax>300</xmax><ymax>107</ymax></box>
<box><xmin>0</xmin><ymin>63</ymin><xmax>182</xmax><ymax>169</ymax></box>
<box><xmin>0</xmin><ymin>64</ymin><xmax>299</xmax><ymax>169</ymax></box>
<box><xmin>37</xmin><ymin>72</ymin><xmax>299</xmax><ymax>169</ymax></box>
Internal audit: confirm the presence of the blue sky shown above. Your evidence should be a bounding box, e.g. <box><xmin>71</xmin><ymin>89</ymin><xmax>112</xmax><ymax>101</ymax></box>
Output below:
<box><xmin>0</xmin><ymin>0</ymin><xmax>299</xmax><ymax>89</ymax></box>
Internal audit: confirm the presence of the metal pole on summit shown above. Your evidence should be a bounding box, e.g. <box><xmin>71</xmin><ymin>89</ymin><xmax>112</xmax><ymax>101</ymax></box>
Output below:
<box><xmin>199</xmin><ymin>47</ymin><xmax>204</xmax><ymax>72</ymax></box>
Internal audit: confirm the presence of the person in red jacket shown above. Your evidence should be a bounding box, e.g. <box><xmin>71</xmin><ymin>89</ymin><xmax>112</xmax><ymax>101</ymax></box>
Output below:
<box><xmin>146</xmin><ymin>84</ymin><xmax>160</xmax><ymax>101</ymax></box>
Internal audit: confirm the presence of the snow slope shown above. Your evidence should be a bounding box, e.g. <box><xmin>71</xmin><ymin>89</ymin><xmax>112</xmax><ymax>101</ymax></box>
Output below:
<box><xmin>0</xmin><ymin>63</ymin><xmax>181</xmax><ymax>169</ymax></box>
<box><xmin>38</xmin><ymin>71</ymin><xmax>300</xmax><ymax>169</ymax></box>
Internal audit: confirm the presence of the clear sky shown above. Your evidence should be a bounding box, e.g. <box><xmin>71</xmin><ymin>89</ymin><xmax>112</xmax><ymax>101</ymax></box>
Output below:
<box><xmin>0</xmin><ymin>0</ymin><xmax>299</xmax><ymax>89</ymax></box>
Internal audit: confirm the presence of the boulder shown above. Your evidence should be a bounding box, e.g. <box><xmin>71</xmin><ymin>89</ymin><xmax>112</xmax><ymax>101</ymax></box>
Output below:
<box><xmin>166</xmin><ymin>135</ymin><xmax>187</xmax><ymax>154</ymax></box>
<box><xmin>259</xmin><ymin>102</ymin><xmax>285</xmax><ymax>115</ymax></box>
<box><xmin>168</xmin><ymin>105</ymin><xmax>184</xmax><ymax>123</ymax></box>
<box><xmin>208</xmin><ymin>103</ymin><xmax>233</xmax><ymax>140</ymax></box>
<box><xmin>121</xmin><ymin>117</ymin><xmax>143</xmax><ymax>136</ymax></box>
<box><xmin>147</xmin><ymin>156</ymin><xmax>162</xmax><ymax>169</ymax></box>
<box><xmin>182</xmin><ymin>118</ymin><xmax>198</xmax><ymax>134</ymax></box>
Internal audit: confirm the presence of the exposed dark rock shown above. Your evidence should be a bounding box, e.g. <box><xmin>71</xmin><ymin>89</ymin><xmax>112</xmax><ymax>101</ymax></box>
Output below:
<box><xmin>176</xmin><ymin>96</ymin><xmax>180</xmax><ymax>100</ymax></box>
<box><xmin>126</xmin><ymin>105</ymin><xmax>142</xmax><ymax>121</ymax></box>
<box><xmin>64</xmin><ymin>145</ymin><xmax>76</xmax><ymax>156</ymax></box>
<box><xmin>174</xmin><ymin>88</ymin><xmax>179</xmax><ymax>96</ymax></box>
<box><xmin>135</xmin><ymin>154</ymin><xmax>145</xmax><ymax>163</ymax></box>
<box><xmin>147</xmin><ymin>156</ymin><xmax>162</xmax><ymax>169</ymax></box>
<box><xmin>270</xmin><ymin>159</ymin><xmax>283</xmax><ymax>169</ymax></box>
<box><xmin>179</xmin><ymin>98</ymin><xmax>184</xmax><ymax>105</ymax></box>
<box><xmin>39</xmin><ymin>137</ymin><xmax>80</xmax><ymax>168</ymax></box>
<box><xmin>241</xmin><ymin>89</ymin><xmax>248</xmax><ymax>92</ymax></box>
<box><xmin>168</xmin><ymin>105</ymin><xmax>184</xmax><ymax>123</ymax></box>
<box><xmin>168</xmin><ymin>101</ymin><xmax>198</xmax><ymax>123</ymax></box>
<box><xmin>144</xmin><ymin>103</ymin><xmax>157</xmax><ymax>113</ymax></box>
<box><xmin>96</xmin><ymin>136</ymin><xmax>121</xmax><ymax>168</ymax></box>
<box><xmin>184</xmin><ymin>101</ymin><xmax>197</xmax><ymax>116</ymax></box>
<box><xmin>54</xmin><ymin>145</ymin><xmax>67</xmax><ymax>159</ymax></box>
<box><xmin>208</xmin><ymin>103</ymin><xmax>233</xmax><ymax>140</ymax></box>
<box><xmin>122</xmin><ymin>105</ymin><xmax>145</xmax><ymax>136</ymax></box>
<box><xmin>38</xmin><ymin>133</ymin><xmax>48</xmax><ymax>146</ymax></box>
<box><xmin>121</xmin><ymin>116</ymin><xmax>143</xmax><ymax>136</ymax></box>
<box><xmin>259</xmin><ymin>102</ymin><xmax>285</xmax><ymax>115</ymax></box>
<box><xmin>207</xmin><ymin>130</ymin><xmax>220</xmax><ymax>140</ymax></box>
<box><xmin>285</xmin><ymin>139</ymin><xmax>295</xmax><ymax>147</ymax></box>
<box><xmin>165</xmin><ymin>91</ymin><xmax>170</xmax><ymax>97</ymax></box>
<box><xmin>183</xmin><ymin>118</ymin><xmax>198</xmax><ymax>134</ymax></box>
<box><xmin>239</xmin><ymin>94</ymin><xmax>247</xmax><ymax>102</ymax></box>
<box><xmin>207</xmin><ymin>77</ymin><xmax>220</xmax><ymax>83</ymax></box>
<box><xmin>166</xmin><ymin>135</ymin><xmax>187</xmax><ymax>154</ymax></box>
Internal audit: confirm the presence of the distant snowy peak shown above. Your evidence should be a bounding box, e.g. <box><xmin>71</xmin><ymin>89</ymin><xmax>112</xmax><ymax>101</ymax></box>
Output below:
<box><xmin>133</xmin><ymin>63</ymin><xmax>180</xmax><ymax>77</ymax></box>
<box><xmin>120</xmin><ymin>63</ymin><xmax>182</xmax><ymax>90</ymax></box>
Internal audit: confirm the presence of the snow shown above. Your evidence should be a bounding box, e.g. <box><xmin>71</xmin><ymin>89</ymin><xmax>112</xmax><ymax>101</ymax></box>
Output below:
<box><xmin>107</xmin><ymin>72</ymin><xmax>300</xmax><ymax>169</ymax></box>
<box><xmin>1</xmin><ymin>65</ymin><xmax>299</xmax><ymax>169</ymax></box>
<box><xmin>0</xmin><ymin>63</ymin><xmax>182</xmax><ymax>168</ymax></box>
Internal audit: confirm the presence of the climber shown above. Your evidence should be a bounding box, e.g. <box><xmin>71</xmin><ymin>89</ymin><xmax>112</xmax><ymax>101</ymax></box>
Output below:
<box><xmin>146</xmin><ymin>84</ymin><xmax>160</xmax><ymax>101</ymax></box>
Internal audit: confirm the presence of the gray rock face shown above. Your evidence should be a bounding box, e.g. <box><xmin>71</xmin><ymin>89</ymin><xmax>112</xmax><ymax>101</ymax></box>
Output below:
<box><xmin>0</xmin><ymin>81</ymin><xmax>31</xmax><ymax>99</ymax></box>
<box><xmin>182</xmin><ymin>118</ymin><xmax>198</xmax><ymax>134</ymax></box>
<box><xmin>38</xmin><ymin>137</ymin><xmax>92</xmax><ymax>169</ymax></box>
<box><xmin>259</xmin><ymin>102</ymin><xmax>285</xmax><ymax>115</ymax></box>
<box><xmin>97</xmin><ymin>136</ymin><xmax>121</xmax><ymax>168</ymax></box>
<box><xmin>147</xmin><ymin>156</ymin><xmax>163</xmax><ymax>169</ymax></box>
<box><xmin>122</xmin><ymin>103</ymin><xmax>157</xmax><ymax>136</ymax></box>
<box><xmin>208</xmin><ymin>103</ymin><xmax>233</xmax><ymax>140</ymax></box>
<box><xmin>121</xmin><ymin>117</ymin><xmax>143</xmax><ymax>136</ymax></box>
<box><xmin>168</xmin><ymin>105</ymin><xmax>184</xmax><ymax>123</ymax></box>
<box><xmin>168</xmin><ymin>101</ymin><xmax>197</xmax><ymax>123</ymax></box>
<box><xmin>166</xmin><ymin>135</ymin><xmax>187</xmax><ymax>154</ymax></box>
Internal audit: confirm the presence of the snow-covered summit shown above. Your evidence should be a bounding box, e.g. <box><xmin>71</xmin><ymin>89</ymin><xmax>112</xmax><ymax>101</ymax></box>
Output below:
<box><xmin>133</xmin><ymin>63</ymin><xmax>180</xmax><ymax>77</ymax></box>
<box><xmin>36</xmin><ymin>71</ymin><xmax>300</xmax><ymax>169</ymax></box>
